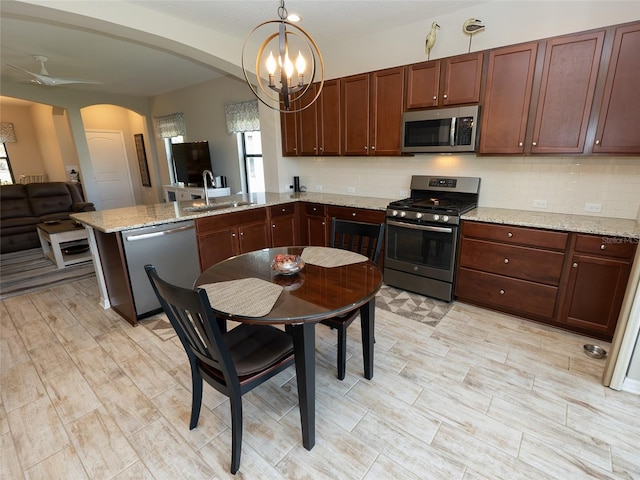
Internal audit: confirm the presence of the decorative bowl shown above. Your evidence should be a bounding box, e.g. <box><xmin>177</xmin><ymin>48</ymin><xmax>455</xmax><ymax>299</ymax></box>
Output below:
<box><xmin>271</xmin><ymin>254</ymin><xmax>304</xmax><ymax>275</ymax></box>
<box><xmin>583</xmin><ymin>344</ymin><xmax>607</xmax><ymax>359</ymax></box>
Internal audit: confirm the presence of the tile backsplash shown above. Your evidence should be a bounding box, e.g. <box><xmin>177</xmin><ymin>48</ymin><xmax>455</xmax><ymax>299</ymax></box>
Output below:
<box><xmin>295</xmin><ymin>155</ymin><xmax>640</xmax><ymax>220</ymax></box>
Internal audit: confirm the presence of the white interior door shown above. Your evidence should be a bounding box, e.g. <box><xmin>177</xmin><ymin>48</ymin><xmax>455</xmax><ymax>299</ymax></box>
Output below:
<box><xmin>85</xmin><ymin>130</ymin><xmax>135</xmax><ymax>209</ymax></box>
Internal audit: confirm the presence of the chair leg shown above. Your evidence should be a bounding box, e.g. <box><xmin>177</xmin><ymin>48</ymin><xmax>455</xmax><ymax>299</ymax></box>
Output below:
<box><xmin>189</xmin><ymin>368</ymin><xmax>203</xmax><ymax>430</ymax></box>
<box><xmin>337</xmin><ymin>325</ymin><xmax>347</xmax><ymax>381</ymax></box>
<box><xmin>229</xmin><ymin>392</ymin><xmax>243</xmax><ymax>474</ymax></box>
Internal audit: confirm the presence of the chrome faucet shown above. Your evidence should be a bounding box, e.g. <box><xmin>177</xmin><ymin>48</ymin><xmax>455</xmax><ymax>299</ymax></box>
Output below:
<box><xmin>202</xmin><ymin>170</ymin><xmax>216</xmax><ymax>205</ymax></box>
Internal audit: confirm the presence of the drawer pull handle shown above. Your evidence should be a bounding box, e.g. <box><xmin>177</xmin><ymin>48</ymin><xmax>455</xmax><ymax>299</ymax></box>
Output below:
<box><xmin>352</xmin><ymin>213</ymin><xmax>356</xmax><ymax>216</ymax></box>
<box><xmin>600</xmin><ymin>244</ymin><xmax>606</xmax><ymax>250</ymax></box>
<box><xmin>499</xmin><ymin>289</ymin><xmax>505</xmax><ymax>295</ymax></box>
<box><xmin>507</xmin><ymin>232</ymin><xmax>513</xmax><ymax>238</ymax></box>
<box><xmin>504</xmin><ymin>258</ymin><xmax>509</xmax><ymax>264</ymax></box>
<box><xmin>573</xmin><ymin>262</ymin><xmax>578</xmax><ymax>268</ymax></box>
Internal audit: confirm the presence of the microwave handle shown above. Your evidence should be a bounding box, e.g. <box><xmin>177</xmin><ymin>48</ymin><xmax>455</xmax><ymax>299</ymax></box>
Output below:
<box><xmin>449</xmin><ymin>117</ymin><xmax>456</xmax><ymax>147</ymax></box>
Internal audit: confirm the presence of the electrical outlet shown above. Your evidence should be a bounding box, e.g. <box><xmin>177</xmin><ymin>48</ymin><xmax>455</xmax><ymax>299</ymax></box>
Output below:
<box><xmin>399</xmin><ymin>190</ymin><xmax>408</xmax><ymax>197</ymax></box>
<box><xmin>315</xmin><ymin>184</ymin><xmax>322</xmax><ymax>191</ymax></box>
<box><xmin>533</xmin><ymin>199</ymin><xmax>547</xmax><ymax>208</ymax></box>
<box><xmin>347</xmin><ymin>186</ymin><xmax>356</xmax><ymax>194</ymax></box>
<box><xmin>584</xmin><ymin>202</ymin><xmax>602</xmax><ymax>213</ymax></box>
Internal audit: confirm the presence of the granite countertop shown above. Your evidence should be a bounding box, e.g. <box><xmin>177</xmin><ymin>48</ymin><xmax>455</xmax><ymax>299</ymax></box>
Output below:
<box><xmin>71</xmin><ymin>192</ymin><xmax>640</xmax><ymax>239</ymax></box>
<box><xmin>70</xmin><ymin>192</ymin><xmax>391</xmax><ymax>233</ymax></box>
<box><xmin>463</xmin><ymin>207</ymin><xmax>640</xmax><ymax>239</ymax></box>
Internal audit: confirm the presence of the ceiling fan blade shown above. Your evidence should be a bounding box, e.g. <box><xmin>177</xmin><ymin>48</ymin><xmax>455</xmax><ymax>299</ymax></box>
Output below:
<box><xmin>4</xmin><ymin>63</ymin><xmax>102</xmax><ymax>86</ymax></box>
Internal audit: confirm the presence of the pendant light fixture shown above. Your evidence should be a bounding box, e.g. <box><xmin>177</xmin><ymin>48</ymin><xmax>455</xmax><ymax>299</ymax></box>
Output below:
<box><xmin>242</xmin><ymin>0</ymin><xmax>324</xmax><ymax>113</ymax></box>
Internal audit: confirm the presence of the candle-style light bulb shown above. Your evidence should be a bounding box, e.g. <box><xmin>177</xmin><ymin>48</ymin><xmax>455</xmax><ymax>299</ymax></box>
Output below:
<box><xmin>266</xmin><ymin>51</ymin><xmax>277</xmax><ymax>75</ymax></box>
<box><xmin>284</xmin><ymin>54</ymin><xmax>294</xmax><ymax>79</ymax></box>
<box><xmin>295</xmin><ymin>51</ymin><xmax>306</xmax><ymax>75</ymax></box>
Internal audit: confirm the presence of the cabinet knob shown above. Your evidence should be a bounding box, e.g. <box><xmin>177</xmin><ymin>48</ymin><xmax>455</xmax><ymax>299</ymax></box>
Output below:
<box><xmin>600</xmin><ymin>244</ymin><xmax>606</xmax><ymax>250</ymax></box>
<box><xmin>282</xmin><ymin>208</ymin><xmax>286</xmax><ymax>212</ymax></box>
<box><xmin>504</xmin><ymin>258</ymin><xmax>509</xmax><ymax>264</ymax></box>
<box><xmin>507</xmin><ymin>232</ymin><xmax>513</xmax><ymax>238</ymax></box>
<box><xmin>313</xmin><ymin>147</ymin><xmax>317</xmax><ymax>151</ymax></box>
<box><xmin>320</xmin><ymin>147</ymin><xmax>323</xmax><ymax>152</ymax></box>
<box><xmin>371</xmin><ymin>146</ymin><xmax>375</xmax><ymax>150</ymax></box>
<box><xmin>364</xmin><ymin>146</ymin><xmax>368</xmax><ymax>150</ymax></box>
<box><xmin>272</xmin><ymin>224</ymin><xmax>276</xmax><ymax>228</ymax></box>
<box><xmin>433</xmin><ymin>96</ymin><xmax>437</xmax><ymax>100</ymax></box>
<box><xmin>240</xmin><ymin>232</ymin><xmax>244</xmax><ymax>236</ymax></box>
<box><xmin>443</xmin><ymin>94</ymin><xmax>448</xmax><ymax>99</ymax></box>
<box><xmin>595</xmin><ymin>140</ymin><xmax>600</xmax><ymax>145</ymax></box>
<box><xmin>499</xmin><ymin>289</ymin><xmax>505</xmax><ymax>295</ymax></box>
<box><xmin>532</xmin><ymin>142</ymin><xmax>537</xmax><ymax>146</ymax></box>
<box><xmin>572</xmin><ymin>262</ymin><xmax>578</xmax><ymax>268</ymax></box>
<box><xmin>518</xmin><ymin>142</ymin><xmax>523</xmax><ymax>147</ymax></box>
<box><xmin>322</xmin><ymin>222</ymin><xmax>325</xmax><ymax>225</ymax></box>
<box><xmin>352</xmin><ymin>212</ymin><xmax>357</xmax><ymax>217</ymax></box>
<box><xmin>231</xmin><ymin>233</ymin><xmax>236</xmax><ymax>237</ymax></box>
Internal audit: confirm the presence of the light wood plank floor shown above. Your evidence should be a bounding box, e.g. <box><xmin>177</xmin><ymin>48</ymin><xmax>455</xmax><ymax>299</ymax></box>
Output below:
<box><xmin>2</xmin><ymin>277</ymin><xmax>639</xmax><ymax>479</ymax></box>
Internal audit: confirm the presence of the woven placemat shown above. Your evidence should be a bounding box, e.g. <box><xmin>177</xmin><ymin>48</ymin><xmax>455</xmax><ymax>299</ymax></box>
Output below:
<box><xmin>301</xmin><ymin>246</ymin><xmax>368</xmax><ymax>268</ymax></box>
<box><xmin>201</xmin><ymin>278</ymin><xmax>283</xmax><ymax>317</ymax></box>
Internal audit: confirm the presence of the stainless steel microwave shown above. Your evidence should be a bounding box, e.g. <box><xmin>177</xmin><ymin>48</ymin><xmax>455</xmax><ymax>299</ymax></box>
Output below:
<box><xmin>401</xmin><ymin>105</ymin><xmax>480</xmax><ymax>153</ymax></box>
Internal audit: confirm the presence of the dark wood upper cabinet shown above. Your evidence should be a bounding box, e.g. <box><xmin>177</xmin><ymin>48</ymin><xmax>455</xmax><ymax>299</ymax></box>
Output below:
<box><xmin>369</xmin><ymin>66</ymin><xmax>405</xmax><ymax>156</ymax></box>
<box><xmin>318</xmin><ymin>79</ymin><xmax>341</xmax><ymax>155</ymax></box>
<box><xmin>297</xmin><ymin>84</ymin><xmax>320</xmax><ymax>155</ymax></box>
<box><xmin>530</xmin><ymin>31</ymin><xmax>605</xmax><ymax>154</ymax></box>
<box><xmin>280</xmin><ymin>102</ymin><xmax>299</xmax><ymax>156</ymax></box>
<box><xmin>478</xmin><ymin>43</ymin><xmax>539</xmax><ymax>154</ymax></box>
<box><xmin>406</xmin><ymin>52</ymin><xmax>483</xmax><ymax>110</ymax></box>
<box><xmin>592</xmin><ymin>23</ymin><xmax>640</xmax><ymax>154</ymax></box>
<box><xmin>341</xmin><ymin>73</ymin><xmax>371</xmax><ymax>156</ymax></box>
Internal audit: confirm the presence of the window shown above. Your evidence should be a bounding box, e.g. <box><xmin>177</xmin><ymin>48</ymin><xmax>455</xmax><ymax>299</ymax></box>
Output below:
<box><xmin>163</xmin><ymin>135</ymin><xmax>184</xmax><ymax>184</ymax></box>
<box><xmin>0</xmin><ymin>143</ymin><xmax>14</xmax><ymax>185</ymax></box>
<box><xmin>241</xmin><ymin>131</ymin><xmax>264</xmax><ymax>194</ymax></box>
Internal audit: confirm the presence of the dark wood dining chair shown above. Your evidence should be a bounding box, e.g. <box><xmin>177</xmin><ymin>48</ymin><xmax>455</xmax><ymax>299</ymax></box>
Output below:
<box><xmin>321</xmin><ymin>218</ymin><xmax>385</xmax><ymax>380</ymax></box>
<box><xmin>144</xmin><ymin>265</ymin><xmax>295</xmax><ymax>474</ymax></box>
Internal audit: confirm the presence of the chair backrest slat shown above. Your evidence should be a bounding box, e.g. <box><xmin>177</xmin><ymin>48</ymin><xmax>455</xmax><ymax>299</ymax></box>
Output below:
<box><xmin>330</xmin><ymin>218</ymin><xmax>385</xmax><ymax>263</ymax></box>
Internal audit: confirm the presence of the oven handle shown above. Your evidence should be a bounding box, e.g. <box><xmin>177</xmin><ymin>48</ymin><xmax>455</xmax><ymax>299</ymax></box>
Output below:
<box><xmin>387</xmin><ymin>220</ymin><xmax>454</xmax><ymax>234</ymax></box>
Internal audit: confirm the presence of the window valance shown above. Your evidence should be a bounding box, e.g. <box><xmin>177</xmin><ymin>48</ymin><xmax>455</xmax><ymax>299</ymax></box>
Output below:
<box><xmin>154</xmin><ymin>113</ymin><xmax>185</xmax><ymax>138</ymax></box>
<box><xmin>224</xmin><ymin>100</ymin><xmax>260</xmax><ymax>134</ymax></box>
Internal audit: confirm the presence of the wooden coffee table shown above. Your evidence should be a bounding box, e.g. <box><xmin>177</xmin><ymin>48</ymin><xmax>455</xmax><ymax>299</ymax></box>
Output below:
<box><xmin>37</xmin><ymin>219</ymin><xmax>91</xmax><ymax>269</ymax></box>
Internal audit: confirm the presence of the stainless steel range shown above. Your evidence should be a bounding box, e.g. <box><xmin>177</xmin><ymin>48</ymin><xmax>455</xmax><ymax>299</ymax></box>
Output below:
<box><xmin>384</xmin><ymin>175</ymin><xmax>481</xmax><ymax>302</ymax></box>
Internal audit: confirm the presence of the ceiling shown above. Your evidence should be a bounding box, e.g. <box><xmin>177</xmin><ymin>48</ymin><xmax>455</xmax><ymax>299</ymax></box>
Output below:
<box><xmin>0</xmin><ymin>1</ymin><xmax>488</xmax><ymax>99</ymax></box>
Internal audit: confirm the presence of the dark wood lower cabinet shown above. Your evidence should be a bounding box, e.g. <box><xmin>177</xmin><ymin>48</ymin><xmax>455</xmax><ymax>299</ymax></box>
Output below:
<box><xmin>269</xmin><ymin>203</ymin><xmax>298</xmax><ymax>247</ymax></box>
<box><xmin>456</xmin><ymin>222</ymin><xmax>636</xmax><ymax>341</ymax></box>
<box><xmin>301</xmin><ymin>203</ymin><xmax>327</xmax><ymax>246</ymax></box>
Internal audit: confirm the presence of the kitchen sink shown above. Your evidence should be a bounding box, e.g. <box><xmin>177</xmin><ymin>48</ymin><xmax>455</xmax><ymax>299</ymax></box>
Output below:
<box><xmin>183</xmin><ymin>201</ymin><xmax>253</xmax><ymax>212</ymax></box>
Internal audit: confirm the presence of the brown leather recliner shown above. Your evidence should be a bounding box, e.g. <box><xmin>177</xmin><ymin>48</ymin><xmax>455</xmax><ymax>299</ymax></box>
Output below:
<box><xmin>0</xmin><ymin>182</ymin><xmax>95</xmax><ymax>254</ymax></box>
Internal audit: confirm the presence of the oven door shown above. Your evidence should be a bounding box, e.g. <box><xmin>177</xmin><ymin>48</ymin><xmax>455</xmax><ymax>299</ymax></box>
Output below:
<box><xmin>385</xmin><ymin>219</ymin><xmax>458</xmax><ymax>282</ymax></box>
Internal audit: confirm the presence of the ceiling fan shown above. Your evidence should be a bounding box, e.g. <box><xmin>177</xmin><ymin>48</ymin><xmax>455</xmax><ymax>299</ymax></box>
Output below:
<box><xmin>4</xmin><ymin>55</ymin><xmax>103</xmax><ymax>86</ymax></box>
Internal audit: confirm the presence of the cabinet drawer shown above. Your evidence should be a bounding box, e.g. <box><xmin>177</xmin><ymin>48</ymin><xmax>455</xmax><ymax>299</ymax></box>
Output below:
<box><xmin>269</xmin><ymin>203</ymin><xmax>296</xmax><ymax>218</ymax></box>
<box><xmin>327</xmin><ymin>205</ymin><xmax>385</xmax><ymax>224</ymax></box>
<box><xmin>456</xmin><ymin>267</ymin><xmax>558</xmax><ymax>320</ymax></box>
<box><xmin>304</xmin><ymin>202</ymin><xmax>326</xmax><ymax>217</ymax></box>
<box><xmin>459</xmin><ymin>238</ymin><xmax>564</xmax><ymax>285</ymax></box>
<box><xmin>462</xmin><ymin>221</ymin><xmax>568</xmax><ymax>250</ymax></box>
<box><xmin>574</xmin><ymin>233</ymin><xmax>637</xmax><ymax>259</ymax></box>
<box><xmin>195</xmin><ymin>208</ymin><xmax>267</xmax><ymax>233</ymax></box>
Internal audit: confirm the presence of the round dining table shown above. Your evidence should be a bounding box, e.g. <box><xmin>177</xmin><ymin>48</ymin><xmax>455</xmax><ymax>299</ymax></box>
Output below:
<box><xmin>195</xmin><ymin>246</ymin><xmax>383</xmax><ymax>451</ymax></box>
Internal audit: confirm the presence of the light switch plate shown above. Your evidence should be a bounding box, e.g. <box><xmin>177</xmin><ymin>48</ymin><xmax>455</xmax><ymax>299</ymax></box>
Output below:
<box><xmin>315</xmin><ymin>184</ymin><xmax>323</xmax><ymax>191</ymax></box>
<box><xmin>584</xmin><ymin>202</ymin><xmax>602</xmax><ymax>212</ymax></box>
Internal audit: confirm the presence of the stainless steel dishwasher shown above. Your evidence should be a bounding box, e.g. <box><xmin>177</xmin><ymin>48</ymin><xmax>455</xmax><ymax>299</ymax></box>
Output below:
<box><xmin>121</xmin><ymin>220</ymin><xmax>200</xmax><ymax>318</ymax></box>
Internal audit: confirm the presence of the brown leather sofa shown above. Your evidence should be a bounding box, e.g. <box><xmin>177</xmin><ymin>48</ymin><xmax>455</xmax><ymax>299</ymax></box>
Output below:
<box><xmin>1</xmin><ymin>182</ymin><xmax>95</xmax><ymax>254</ymax></box>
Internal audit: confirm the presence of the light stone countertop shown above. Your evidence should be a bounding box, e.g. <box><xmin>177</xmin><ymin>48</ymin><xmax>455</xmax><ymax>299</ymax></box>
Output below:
<box><xmin>463</xmin><ymin>207</ymin><xmax>640</xmax><ymax>239</ymax></box>
<box><xmin>70</xmin><ymin>191</ymin><xmax>392</xmax><ymax>233</ymax></box>
<box><xmin>71</xmin><ymin>192</ymin><xmax>640</xmax><ymax>239</ymax></box>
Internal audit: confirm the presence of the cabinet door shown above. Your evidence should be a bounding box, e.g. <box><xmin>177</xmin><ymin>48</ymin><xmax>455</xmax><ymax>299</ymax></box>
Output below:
<box><xmin>298</xmin><ymin>83</ymin><xmax>320</xmax><ymax>155</ymax></box>
<box><xmin>593</xmin><ymin>23</ymin><xmax>640</xmax><ymax>154</ymax></box>
<box><xmin>341</xmin><ymin>73</ymin><xmax>370</xmax><ymax>155</ymax></box>
<box><xmin>306</xmin><ymin>215</ymin><xmax>327</xmax><ymax>246</ymax></box>
<box><xmin>238</xmin><ymin>222</ymin><xmax>270</xmax><ymax>254</ymax></box>
<box><xmin>479</xmin><ymin>43</ymin><xmax>538</xmax><ymax>154</ymax></box>
<box><xmin>370</xmin><ymin>66</ymin><xmax>405</xmax><ymax>156</ymax></box>
<box><xmin>318</xmin><ymin>79</ymin><xmax>341</xmax><ymax>155</ymax></box>
<box><xmin>405</xmin><ymin>60</ymin><xmax>440</xmax><ymax>109</ymax></box>
<box><xmin>442</xmin><ymin>52</ymin><xmax>483</xmax><ymax>106</ymax></box>
<box><xmin>271</xmin><ymin>215</ymin><xmax>296</xmax><ymax>247</ymax></box>
<box><xmin>280</xmin><ymin>109</ymin><xmax>298</xmax><ymax>156</ymax></box>
<box><xmin>561</xmin><ymin>254</ymin><xmax>631</xmax><ymax>339</ymax></box>
<box><xmin>198</xmin><ymin>228</ymin><xmax>238</xmax><ymax>271</ymax></box>
<box><xmin>531</xmin><ymin>31</ymin><xmax>605</xmax><ymax>154</ymax></box>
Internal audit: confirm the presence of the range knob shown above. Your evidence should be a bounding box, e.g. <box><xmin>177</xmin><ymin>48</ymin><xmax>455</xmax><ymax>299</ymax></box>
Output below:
<box><xmin>391</xmin><ymin>210</ymin><xmax>399</xmax><ymax>216</ymax></box>
<box><xmin>433</xmin><ymin>214</ymin><xmax>440</xmax><ymax>221</ymax></box>
<box><xmin>399</xmin><ymin>211</ymin><xmax>407</xmax><ymax>217</ymax></box>
<box><xmin>416</xmin><ymin>212</ymin><xmax>423</xmax><ymax>219</ymax></box>
<box><xmin>442</xmin><ymin>215</ymin><xmax>449</xmax><ymax>222</ymax></box>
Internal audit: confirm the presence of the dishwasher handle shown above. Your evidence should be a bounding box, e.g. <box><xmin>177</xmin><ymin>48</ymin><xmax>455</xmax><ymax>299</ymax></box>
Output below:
<box><xmin>125</xmin><ymin>223</ymin><xmax>195</xmax><ymax>242</ymax></box>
